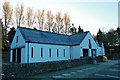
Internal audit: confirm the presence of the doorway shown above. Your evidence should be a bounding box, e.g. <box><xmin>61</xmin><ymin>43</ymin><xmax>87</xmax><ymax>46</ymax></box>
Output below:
<box><xmin>83</xmin><ymin>49</ymin><xmax>88</xmax><ymax>57</ymax></box>
<box><xmin>12</xmin><ymin>49</ymin><xmax>16</xmax><ymax>62</ymax></box>
<box><xmin>17</xmin><ymin>48</ymin><xmax>21</xmax><ymax>63</ymax></box>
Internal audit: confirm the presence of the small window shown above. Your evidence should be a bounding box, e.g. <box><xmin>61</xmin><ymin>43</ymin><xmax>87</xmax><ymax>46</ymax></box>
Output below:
<box><xmin>64</xmin><ymin>49</ymin><xmax>65</xmax><ymax>57</ymax></box>
<box><xmin>57</xmin><ymin>49</ymin><xmax>59</xmax><ymax>57</ymax></box>
<box><xmin>89</xmin><ymin>39</ymin><xmax>91</xmax><ymax>48</ymax></box>
<box><xmin>31</xmin><ymin>47</ymin><xmax>33</xmax><ymax>58</ymax></box>
<box><xmin>41</xmin><ymin>48</ymin><xmax>43</xmax><ymax>58</ymax></box>
<box><xmin>16</xmin><ymin>36</ymin><xmax>18</xmax><ymax>43</ymax></box>
<box><xmin>49</xmin><ymin>48</ymin><xmax>51</xmax><ymax>57</ymax></box>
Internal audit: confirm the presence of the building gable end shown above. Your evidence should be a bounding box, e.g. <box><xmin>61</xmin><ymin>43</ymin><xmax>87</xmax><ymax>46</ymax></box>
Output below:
<box><xmin>11</xmin><ymin>28</ymin><xmax>25</xmax><ymax>49</ymax></box>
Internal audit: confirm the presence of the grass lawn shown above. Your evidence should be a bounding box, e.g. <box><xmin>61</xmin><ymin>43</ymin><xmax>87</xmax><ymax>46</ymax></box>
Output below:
<box><xmin>2</xmin><ymin>58</ymin><xmax>10</xmax><ymax>63</ymax></box>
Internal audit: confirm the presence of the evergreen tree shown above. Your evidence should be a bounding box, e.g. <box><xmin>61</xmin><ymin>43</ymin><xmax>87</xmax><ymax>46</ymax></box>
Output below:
<box><xmin>70</xmin><ymin>24</ymin><xmax>76</xmax><ymax>34</ymax></box>
<box><xmin>78</xmin><ymin>25</ymin><xmax>83</xmax><ymax>33</ymax></box>
<box><xmin>106</xmin><ymin>28</ymin><xmax>117</xmax><ymax>46</ymax></box>
<box><xmin>8</xmin><ymin>27</ymin><xmax>16</xmax><ymax>44</ymax></box>
<box><xmin>116</xmin><ymin>26</ymin><xmax>120</xmax><ymax>58</ymax></box>
<box><xmin>96</xmin><ymin>29</ymin><xmax>109</xmax><ymax>56</ymax></box>
<box><xmin>96</xmin><ymin>29</ymin><xmax>103</xmax><ymax>42</ymax></box>
<box><xmin>116</xmin><ymin>26</ymin><xmax>120</xmax><ymax>51</ymax></box>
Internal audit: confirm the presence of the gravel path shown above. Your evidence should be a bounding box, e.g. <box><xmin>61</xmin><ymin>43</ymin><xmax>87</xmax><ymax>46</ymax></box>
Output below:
<box><xmin>98</xmin><ymin>60</ymin><xmax>120</xmax><ymax>65</ymax></box>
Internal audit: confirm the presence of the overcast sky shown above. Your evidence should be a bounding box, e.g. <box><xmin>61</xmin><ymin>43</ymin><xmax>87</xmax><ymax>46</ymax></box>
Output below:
<box><xmin>0</xmin><ymin>0</ymin><xmax>119</xmax><ymax>35</ymax></box>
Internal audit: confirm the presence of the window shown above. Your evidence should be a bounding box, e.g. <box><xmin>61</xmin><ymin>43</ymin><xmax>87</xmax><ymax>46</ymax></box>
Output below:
<box><xmin>41</xmin><ymin>48</ymin><xmax>43</xmax><ymax>58</ymax></box>
<box><xmin>16</xmin><ymin>36</ymin><xmax>18</xmax><ymax>43</ymax></box>
<box><xmin>31</xmin><ymin>47</ymin><xmax>33</xmax><ymax>58</ymax></box>
<box><xmin>57</xmin><ymin>49</ymin><xmax>59</xmax><ymax>57</ymax></box>
<box><xmin>49</xmin><ymin>48</ymin><xmax>51</xmax><ymax>57</ymax></box>
<box><xmin>64</xmin><ymin>49</ymin><xmax>65</xmax><ymax>57</ymax></box>
<box><xmin>89</xmin><ymin>39</ymin><xmax>91</xmax><ymax>48</ymax></box>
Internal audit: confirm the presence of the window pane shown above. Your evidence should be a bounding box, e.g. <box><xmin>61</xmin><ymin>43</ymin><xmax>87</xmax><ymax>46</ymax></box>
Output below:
<box><xmin>64</xmin><ymin>49</ymin><xmax>65</xmax><ymax>57</ymax></box>
<box><xmin>16</xmin><ymin>36</ymin><xmax>18</xmax><ymax>43</ymax></box>
<box><xmin>31</xmin><ymin>47</ymin><xmax>33</xmax><ymax>58</ymax></box>
<box><xmin>49</xmin><ymin>48</ymin><xmax>51</xmax><ymax>57</ymax></box>
<box><xmin>89</xmin><ymin>39</ymin><xmax>91</xmax><ymax>48</ymax></box>
<box><xmin>57</xmin><ymin>49</ymin><xmax>59</xmax><ymax>57</ymax></box>
<box><xmin>41</xmin><ymin>48</ymin><xmax>43</xmax><ymax>57</ymax></box>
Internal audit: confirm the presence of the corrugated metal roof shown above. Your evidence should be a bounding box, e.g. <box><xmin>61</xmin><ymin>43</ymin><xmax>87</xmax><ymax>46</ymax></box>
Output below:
<box><xmin>18</xmin><ymin>27</ymin><xmax>89</xmax><ymax>46</ymax></box>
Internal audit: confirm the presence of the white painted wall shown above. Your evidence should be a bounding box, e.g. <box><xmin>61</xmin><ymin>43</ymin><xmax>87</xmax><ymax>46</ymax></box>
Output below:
<box><xmin>71</xmin><ymin>45</ymin><xmax>82</xmax><ymax>59</ymax></box>
<box><xmin>28</xmin><ymin>43</ymin><xmax>70</xmax><ymax>63</ymax></box>
<box><xmin>71</xmin><ymin>32</ymin><xmax>99</xmax><ymax>59</ymax></box>
<box><xmin>10</xmin><ymin>28</ymin><xmax>26</xmax><ymax>63</ymax></box>
<box><xmin>81</xmin><ymin>32</ymin><xmax>98</xmax><ymax>57</ymax></box>
<box><xmin>97</xmin><ymin>46</ymin><xmax>105</xmax><ymax>56</ymax></box>
<box><xmin>21</xmin><ymin>48</ymin><xmax>27</xmax><ymax>63</ymax></box>
<box><xmin>11</xmin><ymin>28</ymin><xmax>25</xmax><ymax>49</ymax></box>
<box><xmin>102</xmin><ymin>46</ymin><xmax>105</xmax><ymax>56</ymax></box>
<box><xmin>88</xmin><ymin>49</ymin><xmax>92</xmax><ymax>56</ymax></box>
<box><xmin>25</xmin><ymin>43</ymin><xmax>29</xmax><ymax>63</ymax></box>
<box><xmin>80</xmin><ymin>32</ymin><xmax>98</xmax><ymax>49</ymax></box>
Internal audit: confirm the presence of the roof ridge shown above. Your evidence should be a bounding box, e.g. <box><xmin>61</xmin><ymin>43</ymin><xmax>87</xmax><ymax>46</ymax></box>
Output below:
<box><xmin>18</xmin><ymin>26</ymin><xmax>89</xmax><ymax>37</ymax></box>
<box><xmin>70</xmin><ymin>31</ymin><xmax>89</xmax><ymax>36</ymax></box>
<box><xmin>18</xmin><ymin>26</ymin><xmax>70</xmax><ymax>37</ymax></box>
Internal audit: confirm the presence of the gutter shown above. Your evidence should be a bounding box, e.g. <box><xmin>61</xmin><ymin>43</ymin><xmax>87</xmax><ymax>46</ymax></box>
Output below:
<box><xmin>25</xmin><ymin>41</ymin><xmax>80</xmax><ymax>46</ymax></box>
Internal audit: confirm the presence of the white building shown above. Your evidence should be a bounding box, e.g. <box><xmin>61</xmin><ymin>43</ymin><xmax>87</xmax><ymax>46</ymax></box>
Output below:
<box><xmin>10</xmin><ymin>27</ymin><xmax>105</xmax><ymax>63</ymax></box>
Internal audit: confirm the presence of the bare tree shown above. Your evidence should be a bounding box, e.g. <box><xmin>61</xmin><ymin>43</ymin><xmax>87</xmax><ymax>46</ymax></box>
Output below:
<box><xmin>46</xmin><ymin>10</ymin><xmax>54</xmax><ymax>32</ymax></box>
<box><xmin>14</xmin><ymin>4</ymin><xmax>25</xmax><ymax>27</ymax></box>
<box><xmin>55</xmin><ymin>12</ymin><xmax>63</xmax><ymax>33</ymax></box>
<box><xmin>63</xmin><ymin>12</ymin><xmax>70</xmax><ymax>34</ymax></box>
<box><xmin>36</xmin><ymin>9</ymin><xmax>45</xmax><ymax>30</ymax></box>
<box><xmin>2</xmin><ymin>1</ymin><xmax>13</xmax><ymax>29</ymax></box>
<box><xmin>52</xmin><ymin>23</ymin><xmax>57</xmax><ymax>33</ymax></box>
<box><xmin>26</xmin><ymin>7</ymin><xmax>36</xmax><ymax>28</ymax></box>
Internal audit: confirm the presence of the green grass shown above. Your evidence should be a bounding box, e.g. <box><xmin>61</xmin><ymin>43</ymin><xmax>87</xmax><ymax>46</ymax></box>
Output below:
<box><xmin>2</xmin><ymin>58</ymin><xmax>10</xmax><ymax>63</ymax></box>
